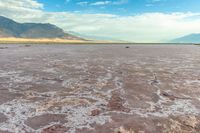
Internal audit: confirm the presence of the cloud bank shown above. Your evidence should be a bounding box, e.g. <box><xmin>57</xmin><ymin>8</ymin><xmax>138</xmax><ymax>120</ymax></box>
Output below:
<box><xmin>0</xmin><ymin>0</ymin><xmax>200</xmax><ymax>42</ymax></box>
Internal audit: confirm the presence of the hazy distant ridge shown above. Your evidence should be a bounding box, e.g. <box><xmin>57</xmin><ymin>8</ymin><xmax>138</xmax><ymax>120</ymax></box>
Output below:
<box><xmin>171</xmin><ymin>33</ymin><xmax>200</xmax><ymax>43</ymax></box>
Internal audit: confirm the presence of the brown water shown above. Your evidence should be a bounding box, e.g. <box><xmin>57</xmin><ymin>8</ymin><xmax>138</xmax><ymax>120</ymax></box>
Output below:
<box><xmin>0</xmin><ymin>44</ymin><xmax>200</xmax><ymax>133</ymax></box>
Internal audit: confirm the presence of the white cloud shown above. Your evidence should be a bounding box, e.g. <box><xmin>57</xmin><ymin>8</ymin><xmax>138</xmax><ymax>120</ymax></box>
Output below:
<box><xmin>77</xmin><ymin>0</ymin><xmax>128</xmax><ymax>6</ymax></box>
<box><xmin>90</xmin><ymin>1</ymin><xmax>112</xmax><ymax>6</ymax></box>
<box><xmin>113</xmin><ymin>0</ymin><xmax>128</xmax><ymax>5</ymax></box>
<box><xmin>0</xmin><ymin>0</ymin><xmax>43</xmax><ymax>9</ymax></box>
<box><xmin>0</xmin><ymin>0</ymin><xmax>43</xmax><ymax>20</ymax></box>
<box><xmin>77</xmin><ymin>1</ymin><xmax>89</xmax><ymax>6</ymax></box>
<box><xmin>1</xmin><ymin>0</ymin><xmax>200</xmax><ymax>42</ymax></box>
<box><xmin>146</xmin><ymin>0</ymin><xmax>166</xmax><ymax>7</ymax></box>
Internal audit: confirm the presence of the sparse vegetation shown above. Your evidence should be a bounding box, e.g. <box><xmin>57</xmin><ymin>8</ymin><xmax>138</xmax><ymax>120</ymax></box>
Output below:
<box><xmin>0</xmin><ymin>37</ymin><xmax>131</xmax><ymax>44</ymax></box>
<box><xmin>0</xmin><ymin>37</ymin><xmax>86</xmax><ymax>44</ymax></box>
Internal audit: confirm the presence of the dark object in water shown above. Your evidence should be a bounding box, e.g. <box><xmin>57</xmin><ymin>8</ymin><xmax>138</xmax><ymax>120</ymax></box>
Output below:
<box><xmin>125</xmin><ymin>46</ymin><xmax>130</xmax><ymax>48</ymax></box>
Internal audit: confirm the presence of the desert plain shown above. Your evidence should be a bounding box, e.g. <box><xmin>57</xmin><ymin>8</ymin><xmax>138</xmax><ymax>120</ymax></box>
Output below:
<box><xmin>0</xmin><ymin>44</ymin><xmax>200</xmax><ymax>133</ymax></box>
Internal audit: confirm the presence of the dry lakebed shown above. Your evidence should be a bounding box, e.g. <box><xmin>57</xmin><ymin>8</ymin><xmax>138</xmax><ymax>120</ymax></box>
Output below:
<box><xmin>0</xmin><ymin>44</ymin><xmax>200</xmax><ymax>133</ymax></box>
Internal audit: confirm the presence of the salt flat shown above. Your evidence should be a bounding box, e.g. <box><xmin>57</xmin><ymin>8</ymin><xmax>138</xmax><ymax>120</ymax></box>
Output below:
<box><xmin>0</xmin><ymin>44</ymin><xmax>200</xmax><ymax>133</ymax></box>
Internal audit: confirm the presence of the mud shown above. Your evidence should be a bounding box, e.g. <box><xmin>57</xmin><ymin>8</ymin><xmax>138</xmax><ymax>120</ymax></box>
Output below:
<box><xmin>0</xmin><ymin>44</ymin><xmax>200</xmax><ymax>133</ymax></box>
<box><xmin>41</xmin><ymin>125</ymin><xmax>69</xmax><ymax>133</ymax></box>
<box><xmin>107</xmin><ymin>93</ymin><xmax>130</xmax><ymax>112</ymax></box>
<box><xmin>0</xmin><ymin>113</ymin><xmax>7</xmax><ymax>123</ymax></box>
<box><xmin>25</xmin><ymin>114</ymin><xmax>67</xmax><ymax>130</ymax></box>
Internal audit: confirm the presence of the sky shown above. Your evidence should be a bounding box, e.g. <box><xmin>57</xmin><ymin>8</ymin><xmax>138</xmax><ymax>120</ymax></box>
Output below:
<box><xmin>0</xmin><ymin>0</ymin><xmax>200</xmax><ymax>42</ymax></box>
<box><xmin>38</xmin><ymin>0</ymin><xmax>200</xmax><ymax>15</ymax></box>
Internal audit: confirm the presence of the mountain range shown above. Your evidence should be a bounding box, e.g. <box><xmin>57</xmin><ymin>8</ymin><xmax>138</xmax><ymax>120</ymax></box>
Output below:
<box><xmin>0</xmin><ymin>16</ymin><xmax>82</xmax><ymax>40</ymax></box>
<box><xmin>170</xmin><ymin>33</ymin><xmax>200</xmax><ymax>43</ymax></box>
<box><xmin>1</xmin><ymin>16</ymin><xmax>200</xmax><ymax>43</ymax></box>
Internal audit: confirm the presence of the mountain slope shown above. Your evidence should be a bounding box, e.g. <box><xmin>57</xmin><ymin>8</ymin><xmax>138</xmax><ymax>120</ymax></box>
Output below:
<box><xmin>171</xmin><ymin>33</ymin><xmax>200</xmax><ymax>43</ymax></box>
<box><xmin>0</xmin><ymin>16</ymin><xmax>83</xmax><ymax>40</ymax></box>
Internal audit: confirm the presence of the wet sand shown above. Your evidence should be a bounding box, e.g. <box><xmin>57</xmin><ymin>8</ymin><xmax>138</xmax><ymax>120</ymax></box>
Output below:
<box><xmin>0</xmin><ymin>44</ymin><xmax>200</xmax><ymax>133</ymax></box>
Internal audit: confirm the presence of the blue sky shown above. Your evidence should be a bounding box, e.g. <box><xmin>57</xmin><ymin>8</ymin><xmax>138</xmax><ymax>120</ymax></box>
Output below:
<box><xmin>0</xmin><ymin>0</ymin><xmax>200</xmax><ymax>42</ymax></box>
<box><xmin>38</xmin><ymin>0</ymin><xmax>200</xmax><ymax>15</ymax></box>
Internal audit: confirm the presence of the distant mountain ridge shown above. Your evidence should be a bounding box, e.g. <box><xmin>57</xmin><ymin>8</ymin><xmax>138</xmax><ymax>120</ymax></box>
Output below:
<box><xmin>68</xmin><ymin>31</ymin><xmax>129</xmax><ymax>42</ymax></box>
<box><xmin>0</xmin><ymin>16</ymin><xmax>83</xmax><ymax>40</ymax></box>
<box><xmin>170</xmin><ymin>33</ymin><xmax>200</xmax><ymax>43</ymax></box>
